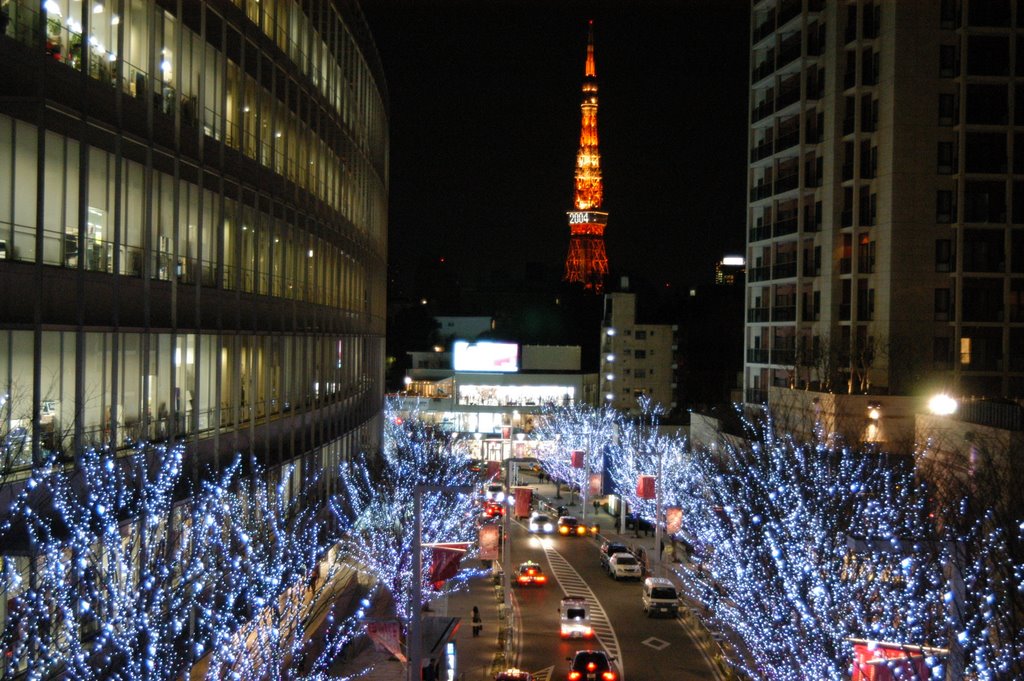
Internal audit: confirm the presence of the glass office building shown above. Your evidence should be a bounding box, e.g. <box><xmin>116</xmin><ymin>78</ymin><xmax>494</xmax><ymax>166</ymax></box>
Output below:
<box><xmin>0</xmin><ymin>0</ymin><xmax>388</xmax><ymax>484</ymax></box>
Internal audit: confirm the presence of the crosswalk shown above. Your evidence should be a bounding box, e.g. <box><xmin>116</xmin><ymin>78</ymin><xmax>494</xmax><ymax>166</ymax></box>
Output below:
<box><xmin>539</xmin><ymin>542</ymin><xmax>625</xmax><ymax>680</ymax></box>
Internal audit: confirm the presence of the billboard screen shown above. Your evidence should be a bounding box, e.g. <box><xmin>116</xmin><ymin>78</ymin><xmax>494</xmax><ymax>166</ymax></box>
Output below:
<box><xmin>453</xmin><ymin>341</ymin><xmax>519</xmax><ymax>372</ymax></box>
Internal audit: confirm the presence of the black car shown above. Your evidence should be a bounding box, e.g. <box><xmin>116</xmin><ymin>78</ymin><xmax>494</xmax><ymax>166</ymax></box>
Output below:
<box><xmin>566</xmin><ymin>650</ymin><xmax>616</xmax><ymax>681</ymax></box>
<box><xmin>599</xmin><ymin>541</ymin><xmax>630</xmax><ymax>571</ymax></box>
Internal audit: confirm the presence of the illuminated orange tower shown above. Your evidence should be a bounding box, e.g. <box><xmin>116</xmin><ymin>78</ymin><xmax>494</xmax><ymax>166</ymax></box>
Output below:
<box><xmin>563</xmin><ymin>20</ymin><xmax>609</xmax><ymax>293</ymax></box>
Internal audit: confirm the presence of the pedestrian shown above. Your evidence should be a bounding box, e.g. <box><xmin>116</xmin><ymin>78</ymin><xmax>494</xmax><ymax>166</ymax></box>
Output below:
<box><xmin>472</xmin><ymin>605</ymin><xmax>482</xmax><ymax>637</ymax></box>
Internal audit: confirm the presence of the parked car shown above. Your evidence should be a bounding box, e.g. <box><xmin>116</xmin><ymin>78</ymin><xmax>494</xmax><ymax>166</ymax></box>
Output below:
<box><xmin>607</xmin><ymin>552</ymin><xmax>643</xmax><ymax>581</ymax></box>
<box><xmin>642</xmin><ymin>577</ymin><xmax>680</xmax><ymax>617</ymax></box>
<box><xmin>566</xmin><ymin>649</ymin><xmax>616</xmax><ymax>681</ymax></box>
<box><xmin>599</xmin><ymin>541</ymin><xmax>630</xmax><ymax>571</ymax></box>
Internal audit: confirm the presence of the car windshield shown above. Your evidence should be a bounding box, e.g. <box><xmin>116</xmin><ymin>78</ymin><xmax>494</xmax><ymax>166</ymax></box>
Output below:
<box><xmin>651</xmin><ymin>587</ymin><xmax>677</xmax><ymax>599</ymax></box>
<box><xmin>614</xmin><ymin>555</ymin><xmax>637</xmax><ymax>565</ymax></box>
<box><xmin>565</xmin><ymin>607</ymin><xmax>586</xmax><ymax>619</ymax></box>
<box><xmin>572</xmin><ymin>653</ymin><xmax>609</xmax><ymax>671</ymax></box>
<box><xmin>606</xmin><ymin>544</ymin><xmax>627</xmax><ymax>554</ymax></box>
<box><xmin>532</xmin><ymin>515</ymin><xmax>550</xmax><ymax>523</ymax></box>
<box><xmin>520</xmin><ymin>564</ymin><xmax>540</xmax><ymax>573</ymax></box>
<box><xmin>560</xmin><ymin>518</ymin><xmax>579</xmax><ymax>526</ymax></box>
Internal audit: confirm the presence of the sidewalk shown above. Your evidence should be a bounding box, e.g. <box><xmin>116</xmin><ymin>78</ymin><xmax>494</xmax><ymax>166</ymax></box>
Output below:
<box><xmin>441</xmin><ymin>558</ymin><xmax>506</xmax><ymax>681</ymax></box>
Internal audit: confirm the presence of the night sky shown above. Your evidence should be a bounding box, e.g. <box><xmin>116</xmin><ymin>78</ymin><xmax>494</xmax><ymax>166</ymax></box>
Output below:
<box><xmin>362</xmin><ymin>0</ymin><xmax>751</xmax><ymax>300</ymax></box>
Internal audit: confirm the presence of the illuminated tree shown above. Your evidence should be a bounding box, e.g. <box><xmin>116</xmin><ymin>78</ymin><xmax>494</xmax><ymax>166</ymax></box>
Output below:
<box><xmin>675</xmin><ymin>413</ymin><xmax>947</xmax><ymax>679</ymax></box>
<box><xmin>0</xmin><ymin>445</ymin><xmax>370</xmax><ymax>681</ymax></box>
<box><xmin>332</xmin><ymin>399</ymin><xmax>478</xmax><ymax>627</ymax></box>
<box><xmin>533</xmin><ymin>402</ymin><xmax>619</xmax><ymax>503</ymax></box>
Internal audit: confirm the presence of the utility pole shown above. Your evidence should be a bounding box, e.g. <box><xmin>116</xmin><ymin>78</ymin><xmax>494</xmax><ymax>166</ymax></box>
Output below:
<box><xmin>409</xmin><ymin>483</ymin><xmax>473</xmax><ymax>681</ymax></box>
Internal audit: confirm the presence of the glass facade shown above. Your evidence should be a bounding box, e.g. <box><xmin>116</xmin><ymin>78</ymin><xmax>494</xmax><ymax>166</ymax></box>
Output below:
<box><xmin>0</xmin><ymin>0</ymin><xmax>387</xmax><ymax>480</ymax></box>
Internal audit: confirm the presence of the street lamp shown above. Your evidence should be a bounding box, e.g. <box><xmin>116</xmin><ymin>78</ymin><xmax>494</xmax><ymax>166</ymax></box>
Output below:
<box><xmin>409</xmin><ymin>483</ymin><xmax>473</xmax><ymax>681</ymax></box>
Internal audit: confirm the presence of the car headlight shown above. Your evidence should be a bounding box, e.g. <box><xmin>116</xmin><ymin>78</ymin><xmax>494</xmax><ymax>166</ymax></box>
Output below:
<box><xmin>544</xmin><ymin>523</ymin><xmax>553</xmax><ymax>532</ymax></box>
<box><xmin>529</xmin><ymin>523</ymin><xmax>538</xmax><ymax>531</ymax></box>
<box><xmin>495</xmin><ymin>492</ymin><xmax>505</xmax><ymax>502</ymax></box>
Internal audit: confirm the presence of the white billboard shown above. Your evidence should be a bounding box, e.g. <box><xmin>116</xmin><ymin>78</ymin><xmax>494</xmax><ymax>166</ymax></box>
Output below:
<box><xmin>453</xmin><ymin>341</ymin><xmax>519</xmax><ymax>373</ymax></box>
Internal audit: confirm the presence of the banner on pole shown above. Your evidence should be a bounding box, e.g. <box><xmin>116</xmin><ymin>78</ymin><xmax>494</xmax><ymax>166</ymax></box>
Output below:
<box><xmin>479</xmin><ymin>524</ymin><xmax>500</xmax><ymax>561</ymax></box>
<box><xmin>637</xmin><ymin>475</ymin><xmax>656</xmax><ymax>500</ymax></box>
<box><xmin>428</xmin><ymin>543</ymin><xmax>469</xmax><ymax>590</ymax></box>
<box><xmin>367</xmin><ymin>621</ymin><xmax>406</xmax><ymax>662</ymax></box>
<box><xmin>666</xmin><ymin>507</ymin><xmax>682</xmax><ymax>535</ymax></box>
<box><xmin>589</xmin><ymin>472</ymin><xmax>603</xmax><ymax>496</ymax></box>
<box><xmin>571</xmin><ymin>450</ymin><xmax>585</xmax><ymax>468</ymax></box>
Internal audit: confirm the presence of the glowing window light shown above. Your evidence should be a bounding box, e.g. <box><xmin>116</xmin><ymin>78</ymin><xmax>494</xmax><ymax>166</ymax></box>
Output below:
<box><xmin>928</xmin><ymin>394</ymin><xmax>957</xmax><ymax>415</ymax></box>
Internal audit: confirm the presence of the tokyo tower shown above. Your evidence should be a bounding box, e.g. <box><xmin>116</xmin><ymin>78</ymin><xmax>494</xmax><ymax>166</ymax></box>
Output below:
<box><xmin>563</xmin><ymin>20</ymin><xmax>609</xmax><ymax>293</ymax></box>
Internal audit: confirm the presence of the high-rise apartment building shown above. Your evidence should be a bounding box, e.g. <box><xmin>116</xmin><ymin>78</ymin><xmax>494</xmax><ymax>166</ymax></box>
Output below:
<box><xmin>600</xmin><ymin>291</ymin><xmax>677</xmax><ymax>415</ymax></box>
<box><xmin>0</xmin><ymin>0</ymin><xmax>387</xmax><ymax>498</ymax></box>
<box><xmin>744</xmin><ymin>0</ymin><xmax>1024</xmax><ymax>407</ymax></box>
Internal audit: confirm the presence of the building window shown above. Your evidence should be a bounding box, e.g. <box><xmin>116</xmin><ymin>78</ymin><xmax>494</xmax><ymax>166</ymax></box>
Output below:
<box><xmin>933</xmin><ymin>336</ymin><xmax>952</xmax><ymax>368</ymax></box>
<box><xmin>940</xmin><ymin>44</ymin><xmax>959</xmax><ymax>77</ymax></box>
<box><xmin>938</xmin><ymin>141</ymin><xmax>956</xmax><ymax>173</ymax></box>
<box><xmin>939</xmin><ymin>93</ymin><xmax>958</xmax><ymax>125</ymax></box>
<box><xmin>937</xmin><ymin>189</ymin><xmax>955</xmax><ymax>222</ymax></box>
<box><xmin>935</xmin><ymin>288</ymin><xmax>952</xmax><ymax>320</ymax></box>
<box><xmin>634</xmin><ymin>369</ymin><xmax>647</xmax><ymax>379</ymax></box>
<box><xmin>633</xmin><ymin>349</ymin><xmax>647</xmax><ymax>359</ymax></box>
<box><xmin>936</xmin><ymin>239</ymin><xmax>953</xmax><ymax>271</ymax></box>
<box><xmin>635</xmin><ymin>330</ymin><xmax>647</xmax><ymax>340</ymax></box>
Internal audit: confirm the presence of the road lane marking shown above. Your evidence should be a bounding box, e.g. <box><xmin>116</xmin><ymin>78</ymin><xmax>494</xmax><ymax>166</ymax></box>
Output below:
<box><xmin>642</xmin><ymin>636</ymin><xmax>670</xmax><ymax>651</ymax></box>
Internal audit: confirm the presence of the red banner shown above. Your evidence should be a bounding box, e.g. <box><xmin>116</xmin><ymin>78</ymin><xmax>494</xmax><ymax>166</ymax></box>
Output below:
<box><xmin>486</xmin><ymin>461</ymin><xmax>501</xmax><ymax>480</ymax></box>
<box><xmin>367</xmin><ymin>621</ymin><xmax>406</xmax><ymax>662</ymax></box>
<box><xmin>637</xmin><ymin>475</ymin><xmax>656</xmax><ymax>500</ymax></box>
<box><xmin>514</xmin><ymin>487</ymin><xmax>532</xmax><ymax>519</ymax></box>
<box><xmin>479</xmin><ymin>524</ymin><xmax>500</xmax><ymax>561</ymax></box>
<box><xmin>589</xmin><ymin>472</ymin><xmax>603</xmax><ymax>497</ymax></box>
<box><xmin>429</xmin><ymin>543</ymin><xmax>469</xmax><ymax>590</ymax></box>
<box><xmin>571</xmin><ymin>450</ymin><xmax>585</xmax><ymax>468</ymax></box>
<box><xmin>851</xmin><ymin>641</ymin><xmax>933</xmax><ymax>681</ymax></box>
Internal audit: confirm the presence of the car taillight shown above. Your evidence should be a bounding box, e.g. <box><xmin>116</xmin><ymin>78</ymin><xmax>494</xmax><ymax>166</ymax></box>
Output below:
<box><xmin>535</xmin><ymin>575</ymin><xmax>547</xmax><ymax>582</ymax></box>
<box><xmin>601</xmin><ymin>672</ymin><xmax>616</xmax><ymax>681</ymax></box>
<box><xmin>568</xmin><ymin>672</ymin><xmax>581</xmax><ymax>681</ymax></box>
<box><xmin>577</xmin><ymin>526</ymin><xmax>586</xmax><ymax>535</ymax></box>
<box><xmin>586</xmin><ymin>662</ymin><xmax>597</xmax><ymax>672</ymax></box>
<box><xmin>583</xmin><ymin>626</ymin><xmax>593</xmax><ymax>637</ymax></box>
<box><xmin>527</xmin><ymin>569</ymin><xmax>536</xmax><ymax>575</ymax></box>
<box><xmin>518</xmin><ymin>576</ymin><xmax>528</xmax><ymax>583</ymax></box>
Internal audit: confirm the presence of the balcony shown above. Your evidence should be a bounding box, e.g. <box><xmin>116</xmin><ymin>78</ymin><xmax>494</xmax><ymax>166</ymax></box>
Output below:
<box><xmin>842</xmin><ymin>116</ymin><xmax>856</xmax><ymax>135</ymax></box>
<box><xmin>753</xmin><ymin>19</ymin><xmax>775</xmax><ymax>44</ymax></box>
<box><xmin>772</xmin><ymin>305</ymin><xmax>797</xmax><ymax>321</ymax></box>
<box><xmin>805</xmin><ymin>217</ymin><xmax>823</xmax><ymax>233</ymax></box>
<box><xmin>752</xmin><ymin>99</ymin><xmax>775</xmax><ymax>122</ymax></box>
<box><xmin>752</xmin><ymin>60</ymin><xmax>775</xmax><ymax>83</ymax></box>
<box><xmin>747</xmin><ymin>348</ymin><xmax>770</xmax><ymax>363</ymax></box>
<box><xmin>803</xmin><ymin>263</ymin><xmax>821</xmax><ymax>276</ymax></box>
<box><xmin>841</xmin><ymin>211</ymin><xmax>853</xmax><ymax>227</ymax></box>
<box><xmin>751</xmin><ymin>140</ymin><xmax>775</xmax><ymax>162</ymax></box>
<box><xmin>749</xmin><ymin>224</ymin><xmax>772</xmax><ymax>242</ymax></box>
<box><xmin>842</xmin><ymin>163</ymin><xmax>854</xmax><ymax>181</ymax></box>
<box><xmin>771</xmin><ymin>348</ymin><xmax>797</xmax><ymax>364</ymax></box>
<box><xmin>772</xmin><ymin>261</ymin><xmax>798</xmax><ymax>279</ymax></box>
<box><xmin>776</xmin><ymin>87</ymin><xmax>801</xmax><ymax>110</ymax></box>
<box><xmin>778</xmin><ymin>0</ymin><xmax>801</xmax><ymax>27</ymax></box>
<box><xmin>749</xmin><ymin>265</ymin><xmax>773</xmax><ymax>282</ymax></box>
<box><xmin>775</xmin><ymin>130</ymin><xmax>800</xmax><ymax>154</ymax></box>
<box><xmin>839</xmin><ymin>302</ymin><xmax>852</xmax><ymax>320</ymax></box>
<box><xmin>747</xmin><ymin>307</ymin><xmax>771</xmax><ymax>323</ymax></box>
<box><xmin>750</xmin><ymin>183</ymin><xmax>773</xmax><ymax>201</ymax></box>
<box><xmin>774</xmin><ymin>217</ymin><xmax>798</xmax><ymax>236</ymax></box>
<box><xmin>774</xmin><ymin>174</ymin><xmax>799</xmax><ymax>193</ymax></box>
<box><xmin>777</xmin><ymin>42</ymin><xmax>802</xmax><ymax>70</ymax></box>
<box><xmin>839</xmin><ymin>257</ymin><xmax>852</xmax><ymax>274</ymax></box>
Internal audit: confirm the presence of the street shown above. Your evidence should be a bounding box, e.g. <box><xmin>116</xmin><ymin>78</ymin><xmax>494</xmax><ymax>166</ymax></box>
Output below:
<box><xmin>503</xmin><ymin>489</ymin><xmax>725</xmax><ymax>681</ymax></box>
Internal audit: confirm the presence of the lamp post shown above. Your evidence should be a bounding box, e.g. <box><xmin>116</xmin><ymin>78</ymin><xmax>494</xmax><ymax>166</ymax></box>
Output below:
<box><xmin>409</xmin><ymin>483</ymin><xmax>474</xmax><ymax>681</ymax></box>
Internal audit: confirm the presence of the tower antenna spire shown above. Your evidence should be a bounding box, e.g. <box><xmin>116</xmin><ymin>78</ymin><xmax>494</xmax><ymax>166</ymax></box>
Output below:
<box><xmin>564</xmin><ymin>20</ymin><xmax>609</xmax><ymax>293</ymax></box>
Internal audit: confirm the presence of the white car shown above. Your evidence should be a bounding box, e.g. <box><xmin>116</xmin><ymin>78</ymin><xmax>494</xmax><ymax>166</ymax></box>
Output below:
<box><xmin>484</xmin><ymin>483</ymin><xmax>506</xmax><ymax>502</ymax></box>
<box><xmin>528</xmin><ymin>513</ymin><xmax>555</xmax><ymax>534</ymax></box>
<box><xmin>607</xmin><ymin>552</ymin><xmax>643</xmax><ymax>581</ymax></box>
<box><xmin>559</xmin><ymin>597</ymin><xmax>593</xmax><ymax>639</ymax></box>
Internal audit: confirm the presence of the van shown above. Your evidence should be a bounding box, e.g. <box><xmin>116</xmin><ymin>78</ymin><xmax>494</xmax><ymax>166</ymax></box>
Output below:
<box><xmin>558</xmin><ymin>597</ymin><xmax>593</xmax><ymax>638</ymax></box>
<box><xmin>641</xmin><ymin>577</ymin><xmax>679</xmax><ymax>617</ymax></box>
